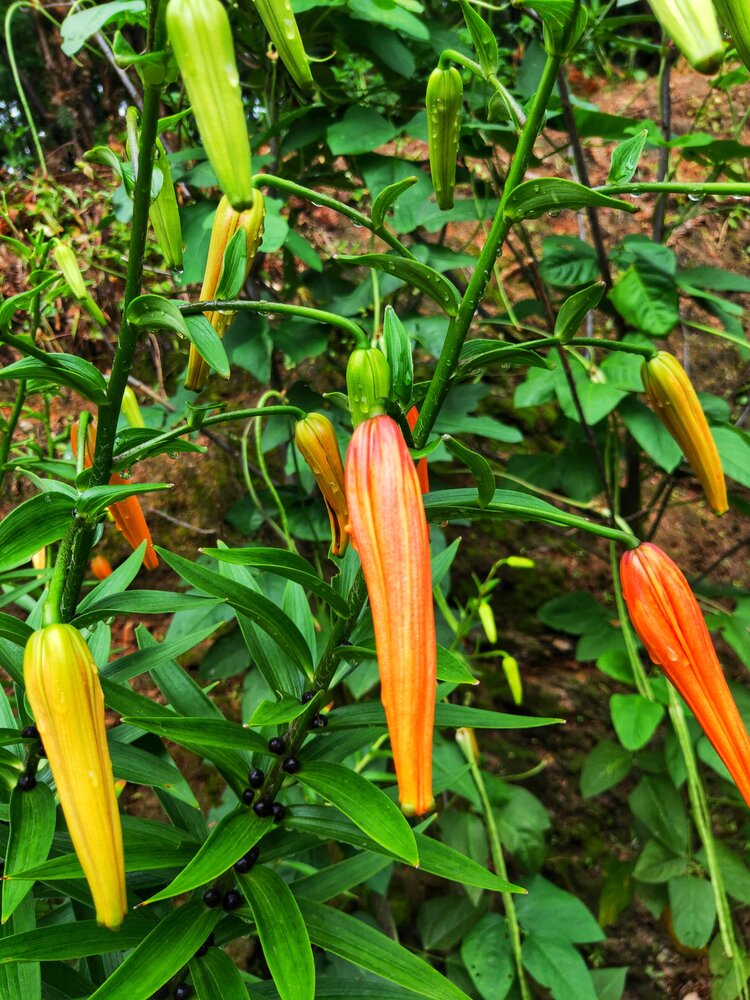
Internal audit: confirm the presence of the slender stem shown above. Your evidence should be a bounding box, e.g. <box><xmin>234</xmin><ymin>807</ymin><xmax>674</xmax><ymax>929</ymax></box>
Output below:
<box><xmin>178</xmin><ymin>299</ymin><xmax>369</xmax><ymax>349</ymax></box>
<box><xmin>0</xmin><ymin>381</ymin><xmax>26</xmax><ymax>490</ymax></box>
<box><xmin>253</xmin><ymin>392</ymin><xmax>295</xmax><ymax>550</ymax></box>
<box><xmin>598</xmin><ymin>182</ymin><xmax>750</xmax><ymax>197</ymax></box>
<box><xmin>413</xmin><ymin>49</ymin><xmax>564</xmax><ymax>448</ymax></box>
<box><xmin>609</xmin><ymin>541</ymin><xmax>653</xmax><ymax>701</ymax></box>
<box><xmin>652</xmin><ymin>45</ymin><xmax>672</xmax><ymax>244</ymax></box>
<box><xmin>4</xmin><ymin>2</ymin><xmax>47</xmax><ymax>176</ymax></box>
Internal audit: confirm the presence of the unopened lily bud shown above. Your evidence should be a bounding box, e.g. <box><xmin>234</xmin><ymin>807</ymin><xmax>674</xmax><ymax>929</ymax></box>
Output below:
<box><xmin>426</xmin><ymin>66</ymin><xmax>463</xmax><ymax>211</ymax></box>
<box><xmin>31</xmin><ymin>549</ymin><xmax>46</xmax><ymax>572</ymax></box>
<box><xmin>501</xmin><ymin>654</ymin><xmax>522</xmax><ymax>706</ymax></box>
<box><xmin>478</xmin><ymin>601</ymin><xmax>497</xmax><ymax>645</ymax></box>
<box><xmin>252</xmin><ymin>0</ymin><xmax>314</xmax><ymax>92</ymax></box>
<box><xmin>90</xmin><ymin>555</ymin><xmax>114</xmax><ymax>580</ymax></box>
<box><xmin>455</xmin><ymin>727</ymin><xmax>479</xmax><ymax>766</ymax></box>
<box><xmin>166</xmin><ymin>0</ymin><xmax>254</xmax><ymax>209</ymax></box>
<box><xmin>150</xmin><ymin>140</ymin><xmax>183</xmax><ymax>270</ymax></box>
<box><xmin>52</xmin><ymin>243</ymin><xmax>106</xmax><ymax>326</ymax></box>
<box><xmin>647</xmin><ymin>0</ymin><xmax>724</xmax><ymax>73</ymax></box>
<box><xmin>23</xmin><ymin>625</ymin><xmax>126</xmax><ymax>928</ymax></box>
<box><xmin>185</xmin><ymin>192</ymin><xmax>265</xmax><ymax>392</ymax></box>
<box><xmin>346</xmin><ymin>348</ymin><xmax>391</xmax><ymax>428</ymax></box>
<box><xmin>295</xmin><ymin>413</ymin><xmax>349</xmax><ymax>556</ymax></box>
<box><xmin>713</xmin><ymin>0</ymin><xmax>750</xmax><ymax>71</ymax></box>
<box><xmin>121</xmin><ymin>386</ymin><xmax>145</xmax><ymax>429</ymax></box>
<box><xmin>641</xmin><ymin>352</ymin><xmax>728</xmax><ymax>515</ymax></box>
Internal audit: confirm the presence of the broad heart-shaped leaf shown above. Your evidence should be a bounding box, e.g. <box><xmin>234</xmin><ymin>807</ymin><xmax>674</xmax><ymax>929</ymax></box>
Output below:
<box><xmin>126</xmin><ymin>293</ymin><xmax>188</xmax><ymax>336</ymax></box>
<box><xmin>608</xmin><ymin>262</ymin><xmax>679</xmax><ymax>336</ymax></box>
<box><xmin>372</xmin><ymin>177</ymin><xmax>419</xmax><ymax>229</ymax></box>
<box><xmin>75</xmin><ymin>481</ymin><xmax>172</xmax><ymax>517</ymax></box>
<box><xmin>579</xmin><ymin>740</ymin><xmax>632</xmax><ymax>799</ymax></box>
<box><xmin>521</xmin><ymin>934</ymin><xmax>597</xmax><ymax>1000</ymax></box>
<box><xmin>144</xmin><ymin>809</ymin><xmax>272</xmax><ymax>904</ymax></box>
<box><xmin>295</xmin><ymin>761</ymin><xmax>418</xmax><ymax>866</ymax></box>
<box><xmin>2</xmin><ymin>782</ymin><xmax>56</xmax><ymax>922</ymax></box>
<box><xmin>554</xmin><ymin>281</ymin><xmax>605</xmax><ymax>343</ymax></box>
<box><xmin>201</xmin><ymin>546</ymin><xmax>350</xmax><ymax>617</ymax></box>
<box><xmin>336</xmin><ymin>253</ymin><xmax>461</xmax><ymax>317</ymax></box>
<box><xmin>240</xmin><ymin>866</ymin><xmax>315</xmax><ymax>1000</ymax></box>
<box><xmin>0</xmin><ymin>492</ymin><xmax>74</xmax><ymax>572</ymax></box>
<box><xmin>0</xmin><ymin>354</ymin><xmax>108</xmax><ymax>404</ymax></box>
<box><xmin>443</xmin><ymin>436</ymin><xmax>495</xmax><ymax>508</ymax></box>
<box><xmin>189</xmin><ymin>948</ymin><xmax>248</xmax><ymax>1000</ymax></box>
<box><xmin>87</xmin><ymin>901</ymin><xmax>221</xmax><ymax>1000</ymax></box>
<box><xmin>423</xmin><ymin>488</ymin><xmax>635</xmax><ymax>547</ymax></box>
<box><xmin>298</xmin><ymin>898</ymin><xmax>470</xmax><ymax>1000</ymax></box>
<box><xmin>458</xmin><ymin>0</ymin><xmax>498</xmax><ymax>74</ymax></box>
<box><xmin>60</xmin><ymin>0</ymin><xmax>145</xmax><ymax>55</ymax></box>
<box><xmin>121</xmin><ymin>715</ymin><xmax>267</xmax><ymax>754</ymax></box>
<box><xmin>183</xmin><ymin>314</ymin><xmax>230</xmax><ymax>379</ymax></box>
<box><xmin>73</xmin><ymin>591</ymin><xmax>220</xmax><ymax>628</ymax></box>
<box><xmin>0</xmin><ymin>916</ymin><xmax>154</xmax><ymax>962</ymax></box>
<box><xmin>456</xmin><ymin>341</ymin><xmax>553</xmax><ymax>376</ymax></box>
<box><xmin>155</xmin><ymin>547</ymin><xmax>313</xmax><ymax>676</ymax></box>
<box><xmin>610</xmin><ymin>693</ymin><xmax>664</xmax><ymax>751</ymax></box>
<box><xmin>503</xmin><ymin>179</ymin><xmax>637</xmax><ymax>223</ymax></box>
<box><xmin>608</xmin><ymin>129</ymin><xmax>649</xmax><ymax>185</ymax></box>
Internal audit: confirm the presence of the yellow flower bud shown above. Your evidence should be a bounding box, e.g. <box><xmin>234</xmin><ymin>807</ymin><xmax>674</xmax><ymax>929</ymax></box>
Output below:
<box><xmin>23</xmin><ymin>625</ymin><xmax>126</xmax><ymax>930</ymax></box>
<box><xmin>295</xmin><ymin>413</ymin><xmax>349</xmax><ymax>556</ymax></box>
<box><xmin>121</xmin><ymin>386</ymin><xmax>145</xmax><ymax>429</ymax></box>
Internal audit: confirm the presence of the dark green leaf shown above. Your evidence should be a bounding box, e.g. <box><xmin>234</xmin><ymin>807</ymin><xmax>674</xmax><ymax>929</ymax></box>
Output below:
<box><xmin>189</xmin><ymin>948</ymin><xmax>248</xmax><ymax>1000</ymax></box>
<box><xmin>504</xmin><ymin>179</ymin><xmax>636</xmax><ymax>223</ymax></box>
<box><xmin>126</xmin><ymin>294</ymin><xmax>188</xmax><ymax>336</ymax></box>
<box><xmin>291</xmin><ymin>852</ymin><xmax>392</xmax><ymax>903</ymax></box>
<box><xmin>327</xmin><ymin>701</ymin><xmax>561</xmax><ymax>730</ymax></box>
<box><xmin>580</xmin><ymin>740</ymin><xmax>632</xmax><ymax>799</ymax></box>
<box><xmin>608</xmin><ymin>263</ymin><xmax>679</xmax><ymax>336</ymax></box>
<box><xmin>0</xmin><ymin>917</ymin><xmax>153</xmax><ymax>962</ymax></box>
<box><xmin>554</xmin><ymin>282</ymin><xmax>605</xmax><ymax>343</ymax></box>
<box><xmin>461</xmin><ymin>913</ymin><xmax>515</xmax><ymax>1000</ymax></box>
<box><xmin>73</xmin><ymin>591</ymin><xmax>220</xmax><ymax>628</ymax></box>
<box><xmin>668</xmin><ymin>875</ymin><xmax>715</xmax><ymax>949</ymax></box>
<box><xmin>522</xmin><ymin>934</ymin><xmax>597</xmax><ymax>1000</ymax></box>
<box><xmin>336</xmin><ymin>254</ymin><xmax>461</xmax><ymax>317</ymax></box>
<box><xmin>456</xmin><ymin>340</ymin><xmax>553</xmax><ymax>376</ymax></box>
<box><xmin>608</xmin><ymin>129</ymin><xmax>649</xmax><ymax>185</ymax></box>
<box><xmin>458</xmin><ymin>0</ymin><xmax>498</xmax><ymax>74</ymax></box>
<box><xmin>214</xmin><ymin>228</ymin><xmax>248</xmax><ymax>300</ymax></box>
<box><xmin>183</xmin><ymin>315</ymin><xmax>230</xmax><ymax>379</ymax></box>
<box><xmin>0</xmin><ymin>614</ymin><xmax>32</xmax><ymax>648</ymax></box>
<box><xmin>443</xmin><ymin>436</ymin><xmax>495</xmax><ymax>507</ymax></box>
<box><xmin>3</xmin><ymin>783</ymin><xmax>56</xmax><ymax>921</ymax></box>
<box><xmin>372</xmin><ymin>178</ymin><xmax>419</xmax><ymax>229</ymax></box>
<box><xmin>0</xmin><ymin>356</ymin><xmax>108</xmax><ymax>404</ymax></box>
<box><xmin>0</xmin><ymin>493</ymin><xmax>74</xmax><ymax>572</ymax></box>
<box><xmin>121</xmin><ymin>715</ymin><xmax>267</xmax><ymax>753</ymax></box>
<box><xmin>610</xmin><ymin>694</ymin><xmax>664</xmax><ymax>751</ymax></box>
<box><xmin>382</xmin><ymin>306</ymin><xmax>414</xmax><ymax>407</ymax></box>
<box><xmin>75</xmin><ymin>482</ymin><xmax>172</xmax><ymax>518</ymax></box>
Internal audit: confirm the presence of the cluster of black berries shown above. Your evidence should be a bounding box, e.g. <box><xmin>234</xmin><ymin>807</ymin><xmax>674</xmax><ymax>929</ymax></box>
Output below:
<box><xmin>17</xmin><ymin>726</ymin><xmax>44</xmax><ymax>792</ymax></box>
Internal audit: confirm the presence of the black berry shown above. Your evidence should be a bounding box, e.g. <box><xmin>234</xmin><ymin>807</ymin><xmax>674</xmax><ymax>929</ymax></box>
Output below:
<box><xmin>253</xmin><ymin>799</ymin><xmax>272</xmax><ymax>818</ymax></box>
<box><xmin>282</xmin><ymin>757</ymin><xmax>301</xmax><ymax>774</ymax></box>
<box><xmin>195</xmin><ymin>933</ymin><xmax>214</xmax><ymax>957</ymax></box>
<box><xmin>268</xmin><ymin>736</ymin><xmax>285</xmax><ymax>755</ymax></box>
<box><xmin>151</xmin><ymin>988</ymin><xmax>170</xmax><ymax>1000</ymax></box>
<box><xmin>272</xmin><ymin>802</ymin><xmax>286</xmax><ymax>823</ymax></box>
<box><xmin>240</xmin><ymin>788</ymin><xmax>255</xmax><ymax>806</ymax></box>
<box><xmin>301</xmin><ymin>691</ymin><xmax>316</xmax><ymax>703</ymax></box>
<box><xmin>17</xmin><ymin>774</ymin><xmax>36</xmax><ymax>792</ymax></box>
<box><xmin>173</xmin><ymin>986</ymin><xmax>192</xmax><ymax>1000</ymax></box>
<box><xmin>234</xmin><ymin>856</ymin><xmax>253</xmax><ymax>874</ymax></box>
<box><xmin>202</xmin><ymin>887</ymin><xmax>222</xmax><ymax>908</ymax></box>
<box><xmin>246</xmin><ymin>845</ymin><xmax>260</xmax><ymax>865</ymax></box>
<box><xmin>248</xmin><ymin>768</ymin><xmax>264</xmax><ymax>788</ymax></box>
<box><xmin>20</xmin><ymin>726</ymin><xmax>39</xmax><ymax>740</ymax></box>
<box><xmin>311</xmin><ymin>713</ymin><xmax>328</xmax><ymax>729</ymax></box>
<box><xmin>222</xmin><ymin>890</ymin><xmax>243</xmax><ymax>911</ymax></box>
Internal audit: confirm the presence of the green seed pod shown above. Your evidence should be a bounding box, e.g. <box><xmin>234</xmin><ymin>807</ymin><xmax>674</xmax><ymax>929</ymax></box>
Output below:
<box><xmin>346</xmin><ymin>348</ymin><xmax>391</xmax><ymax>428</ymax></box>
<box><xmin>426</xmin><ymin>65</ymin><xmax>463</xmax><ymax>212</ymax></box>
<box><xmin>251</xmin><ymin>0</ymin><xmax>314</xmax><ymax>93</ymax></box>
<box><xmin>166</xmin><ymin>0</ymin><xmax>253</xmax><ymax>210</ymax></box>
<box><xmin>713</xmin><ymin>0</ymin><xmax>750</xmax><ymax>71</ymax></box>
<box><xmin>150</xmin><ymin>139</ymin><xmax>183</xmax><ymax>270</ymax></box>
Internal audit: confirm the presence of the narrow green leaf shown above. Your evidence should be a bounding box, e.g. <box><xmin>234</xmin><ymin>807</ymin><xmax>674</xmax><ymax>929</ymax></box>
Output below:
<box><xmin>436</xmin><ymin>645</ymin><xmax>477</xmax><ymax>685</ymax></box>
<box><xmin>336</xmin><ymin>254</ymin><xmax>461</xmax><ymax>317</ymax></box>
<box><xmin>371</xmin><ymin>177</ymin><xmax>418</xmax><ymax>229</ymax></box>
<box><xmin>296</xmin><ymin>761</ymin><xmax>418</xmax><ymax>865</ymax></box>
<box><xmin>108</xmin><ymin>743</ymin><xmax>198</xmax><ymax>806</ymax></box>
<box><xmin>189</xmin><ymin>948</ymin><xmax>248</xmax><ymax>1000</ymax></box>
<box><xmin>0</xmin><ymin>917</ymin><xmax>154</xmax><ymax>962</ymax></box>
<box><xmin>0</xmin><ymin>355</ymin><xmax>108</xmax><ymax>404</ymax></box>
<box><xmin>201</xmin><ymin>546</ymin><xmax>350</xmax><ymax>617</ymax></box>
<box><xmin>76</xmin><ymin>482</ymin><xmax>172</xmax><ymax>518</ymax></box>
<box><xmin>554</xmin><ymin>282</ymin><xmax>605</xmax><ymax>343</ymax></box>
<box><xmin>126</xmin><ymin>294</ymin><xmax>188</xmax><ymax>336</ymax></box>
<box><xmin>240</xmin><ymin>866</ymin><xmax>315</xmax><ymax>1000</ymax></box>
<box><xmin>291</xmin><ymin>852</ymin><xmax>392</xmax><ymax>903</ymax></box>
<box><xmin>382</xmin><ymin>305</ymin><xmax>414</xmax><ymax>407</ymax></box>
<box><xmin>458</xmin><ymin>0</ymin><xmax>498</xmax><ymax>73</ymax></box>
<box><xmin>0</xmin><ymin>614</ymin><xmax>32</xmax><ymax>648</ymax></box>
<box><xmin>3</xmin><ymin>783</ymin><xmax>56</xmax><ymax>922</ymax></box>
<box><xmin>88</xmin><ymin>901</ymin><xmax>220</xmax><ymax>1000</ymax></box>
<box><xmin>144</xmin><ymin>809</ymin><xmax>272</xmax><ymax>904</ymax></box>
<box><xmin>0</xmin><ymin>493</ymin><xmax>74</xmax><ymax>572</ymax></box>
<box><xmin>102</xmin><ymin>625</ymin><xmax>221</xmax><ymax>683</ymax></box>
<box><xmin>121</xmin><ymin>715</ymin><xmax>267</xmax><ymax>753</ymax></box>
<box><xmin>443</xmin><ymin>436</ymin><xmax>495</xmax><ymax>507</ymax></box>
<box><xmin>608</xmin><ymin>129</ymin><xmax>649</xmax><ymax>185</ymax></box>
<box><xmin>299</xmin><ymin>898</ymin><xmax>470</xmax><ymax>999</ymax></box>
<box><xmin>327</xmin><ymin>702</ymin><xmax>561</xmax><ymax>730</ymax></box>
<box><xmin>456</xmin><ymin>341</ymin><xmax>553</xmax><ymax>376</ymax></box>
<box><xmin>504</xmin><ymin>179</ymin><xmax>637</xmax><ymax>223</ymax></box>
<box><xmin>73</xmin><ymin>591</ymin><xmax>220</xmax><ymax>628</ymax></box>
<box><xmin>248</xmin><ymin>698</ymin><xmax>312</xmax><ymax>727</ymax></box>
<box><xmin>0</xmin><ymin>895</ymin><xmax>40</xmax><ymax>1000</ymax></box>
<box><xmin>184</xmin><ymin>315</ymin><xmax>230</xmax><ymax>379</ymax></box>
<box><xmin>214</xmin><ymin>227</ymin><xmax>248</xmax><ymax>300</ymax></box>
<box><xmin>12</xmin><ymin>843</ymin><xmax>197</xmax><ymax>881</ymax></box>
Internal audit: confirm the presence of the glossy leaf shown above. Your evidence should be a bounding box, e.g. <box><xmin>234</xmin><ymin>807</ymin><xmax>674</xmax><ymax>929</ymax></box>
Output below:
<box><xmin>443</xmin><ymin>436</ymin><xmax>495</xmax><ymax>507</ymax></box>
<box><xmin>3</xmin><ymin>782</ymin><xmax>56</xmax><ymax>922</ymax></box>
<box><xmin>12</xmin><ymin>843</ymin><xmax>197</xmax><ymax>881</ymax></box>
<box><xmin>503</xmin><ymin>179</ymin><xmax>636</xmax><ymax>223</ymax></box>
<box><xmin>73</xmin><ymin>591</ymin><xmax>220</xmax><ymax>628</ymax></box>
<box><xmin>372</xmin><ymin>177</ymin><xmax>419</xmax><ymax>228</ymax></box>
<box><xmin>513</xmin><ymin>0</ymin><xmax>588</xmax><ymax>55</ymax></box>
<box><xmin>458</xmin><ymin>0</ymin><xmax>498</xmax><ymax>73</ymax></box>
<box><xmin>184</xmin><ymin>314</ymin><xmax>230</xmax><ymax>379</ymax></box>
<box><xmin>121</xmin><ymin>715</ymin><xmax>267</xmax><ymax>753</ymax></box>
<box><xmin>0</xmin><ymin>355</ymin><xmax>108</xmax><ymax>404</ymax></box>
<box><xmin>336</xmin><ymin>253</ymin><xmax>461</xmax><ymax>316</ymax></box>
<box><xmin>608</xmin><ymin>129</ymin><xmax>649</xmax><ymax>184</ymax></box>
<box><xmin>126</xmin><ymin>293</ymin><xmax>188</xmax><ymax>336</ymax></box>
<box><xmin>0</xmin><ymin>614</ymin><xmax>32</xmax><ymax>648</ymax></box>
<box><xmin>327</xmin><ymin>701</ymin><xmax>561</xmax><ymax>730</ymax></box>
<box><xmin>0</xmin><ymin>493</ymin><xmax>74</xmax><ymax>572</ymax></box>
<box><xmin>291</xmin><ymin>852</ymin><xmax>392</xmax><ymax>903</ymax></box>
<box><xmin>75</xmin><ymin>482</ymin><xmax>172</xmax><ymax>518</ymax></box>
<box><xmin>189</xmin><ymin>948</ymin><xmax>248</xmax><ymax>1000</ymax></box>
<box><xmin>456</xmin><ymin>341</ymin><xmax>553</xmax><ymax>376</ymax></box>
<box><xmin>554</xmin><ymin>282</ymin><xmax>605</xmax><ymax>343</ymax></box>
<box><xmin>101</xmin><ymin>625</ymin><xmax>221</xmax><ymax>682</ymax></box>
<box><xmin>240</xmin><ymin>865</ymin><xmax>315</xmax><ymax>1000</ymax></box>
<box><xmin>382</xmin><ymin>306</ymin><xmax>414</xmax><ymax>407</ymax></box>
<box><xmin>0</xmin><ymin>918</ymin><xmax>153</xmax><ymax>962</ymax></box>
<box><xmin>296</xmin><ymin>761</ymin><xmax>418</xmax><ymax>865</ymax></box>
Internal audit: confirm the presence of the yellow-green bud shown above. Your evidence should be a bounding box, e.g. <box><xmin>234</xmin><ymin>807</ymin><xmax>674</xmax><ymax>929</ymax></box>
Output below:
<box><xmin>251</xmin><ymin>0</ymin><xmax>314</xmax><ymax>93</ymax></box>
<box><xmin>426</xmin><ymin>66</ymin><xmax>463</xmax><ymax>211</ymax></box>
<box><xmin>150</xmin><ymin>139</ymin><xmax>183</xmax><ymax>270</ymax></box>
<box><xmin>647</xmin><ymin>0</ymin><xmax>724</xmax><ymax>73</ymax></box>
<box><xmin>346</xmin><ymin>348</ymin><xmax>391</xmax><ymax>428</ymax></box>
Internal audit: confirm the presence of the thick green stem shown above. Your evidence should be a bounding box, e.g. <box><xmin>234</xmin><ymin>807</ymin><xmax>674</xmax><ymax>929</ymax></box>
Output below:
<box><xmin>412</xmin><ymin>50</ymin><xmax>563</xmax><ymax>448</ymax></box>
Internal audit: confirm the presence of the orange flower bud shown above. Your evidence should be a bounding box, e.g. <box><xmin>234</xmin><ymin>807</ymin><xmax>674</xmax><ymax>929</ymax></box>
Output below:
<box><xmin>90</xmin><ymin>555</ymin><xmax>114</xmax><ymax>580</ymax></box>
<box><xmin>345</xmin><ymin>414</ymin><xmax>436</xmax><ymax>816</ymax></box>
<box><xmin>71</xmin><ymin>420</ymin><xmax>158</xmax><ymax>571</ymax></box>
<box><xmin>641</xmin><ymin>352</ymin><xmax>728</xmax><ymax>515</ymax></box>
<box><xmin>295</xmin><ymin>414</ymin><xmax>349</xmax><ymax>556</ymax></box>
<box><xmin>620</xmin><ymin>542</ymin><xmax>750</xmax><ymax>807</ymax></box>
<box><xmin>24</xmin><ymin>625</ymin><xmax>126</xmax><ymax>929</ymax></box>
<box><xmin>406</xmin><ymin>406</ymin><xmax>429</xmax><ymax>495</ymax></box>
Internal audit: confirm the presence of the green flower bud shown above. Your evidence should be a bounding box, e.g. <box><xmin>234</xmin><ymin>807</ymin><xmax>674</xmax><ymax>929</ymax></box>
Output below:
<box><xmin>647</xmin><ymin>0</ymin><xmax>724</xmax><ymax>73</ymax></box>
<box><xmin>167</xmin><ymin>0</ymin><xmax>253</xmax><ymax>209</ymax></box>
<box><xmin>252</xmin><ymin>0</ymin><xmax>314</xmax><ymax>93</ymax></box>
<box><xmin>346</xmin><ymin>348</ymin><xmax>391</xmax><ymax>428</ymax></box>
<box><xmin>426</xmin><ymin>65</ymin><xmax>463</xmax><ymax>211</ymax></box>
<box><xmin>150</xmin><ymin>139</ymin><xmax>183</xmax><ymax>270</ymax></box>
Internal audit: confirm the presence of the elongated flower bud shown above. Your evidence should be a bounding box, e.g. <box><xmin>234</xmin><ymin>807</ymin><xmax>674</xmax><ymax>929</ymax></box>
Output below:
<box><xmin>166</xmin><ymin>0</ymin><xmax>254</xmax><ymax>209</ymax></box>
<box><xmin>426</xmin><ymin>66</ymin><xmax>463</xmax><ymax>211</ymax></box>
<box><xmin>71</xmin><ymin>420</ymin><xmax>158</xmax><ymax>570</ymax></box>
<box><xmin>647</xmin><ymin>0</ymin><xmax>724</xmax><ymax>73</ymax></box>
<box><xmin>641</xmin><ymin>352</ymin><xmax>728</xmax><ymax>515</ymax></box>
<box><xmin>150</xmin><ymin>140</ymin><xmax>183</xmax><ymax>270</ymax></box>
<box><xmin>713</xmin><ymin>0</ymin><xmax>750</xmax><ymax>71</ymax></box>
<box><xmin>345</xmin><ymin>415</ymin><xmax>436</xmax><ymax>815</ymax></box>
<box><xmin>252</xmin><ymin>0</ymin><xmax>314</xmax><ymax>92</ymax></box>
<box><xmin>52</xmin><ymin>243</ymin><xmax>106</xmax><ymax>326</ymax></box>
<box><xmin>406</xmin><ymin>406</ymin><xmax>429</xmax><ymax>495</ymax></box>
<box><xmin>90</xmin><ymin>555</ymin><xmax>114</xmax><ymax>580</ymax></box>
<box><xmin>295</xmin><ymin>414</ymin><xmax>349</xmax><ymax>556</ymax></box>
<box><xmin>620</xmin><ymin>543</ymin><xmax>750</xmax><ymax>807</ymax></box>
<box><xmin>24</xmin><ymin>625</ymin><xmax>126</xmax><ymax>928</ymax></box>
<box><xmin>185</xmin><ymin>192</ymin><xmax>266</xmax><ymax>392</ymax></box>
<box><xmin>121</xmin><ymin>386</ymin><xmax>145</xmax><ymax>429</ymax></box>
<box><xmin>346</xmin><ymin>348</ymin><xmax>391</xmax><ymax>428</ymax></box>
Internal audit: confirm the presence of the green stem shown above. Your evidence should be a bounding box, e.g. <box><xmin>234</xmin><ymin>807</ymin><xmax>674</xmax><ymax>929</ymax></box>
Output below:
<box><xmin>609</xmin><ymin>541</ymin><xmax>654</xmax><ymax>701</ymax></box>
<box><xmin>412</xmin><ymin>49</ymin><xmax>564</xmax><ymax>448</ymax></box>
<box><xmin>43</xmin><ymin>528</ymin><xmax>75</xmax><ymax>626</ymax></box>
<box><xmin>0</xmin><ymin>380</ymin><xmax>26</xmax><ymax>490</ymax></box>
<box><xmin>253</xmin><ymin>392</ymin><xmax>295</xmax><ymax>550</ymax></box>
<box><xmin>598</xmin><ymin>182</ymin><xmax>750</xmax><ymax>197</ymax></box>
<box><xmin>4</xmin><ymin>2</ymin><xmax>47</xmax><ymax>176</ymax></box>
<box><xmin>178</xmin><ymin>299</ymin><xmax>369</xmax><ymax>349</ymax></box>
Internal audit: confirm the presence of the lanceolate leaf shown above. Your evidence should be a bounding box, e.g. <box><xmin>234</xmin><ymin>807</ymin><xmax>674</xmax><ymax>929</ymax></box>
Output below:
<box><xmin>11</xmin><ymin>843</ymin><xmax>197</xmax><ymax>882</ymax></box>
<box><xmin>371</xmin><ymin>177</ymin><xmax>419</xmax><ymax>228</ymax></box>
<box><xmin>121</xmin><ymin>715</ymin><xmax>268</xmax><ymax>753</ymax></box>
<box><xmin>0</xmin><ymin>493</ymin><xmax>74</xmax><ymax>572</ymax></box>
<box><xmin>456</xmin><ymin>341</ymin><xmax>553</xmax><ymax>376</ymax></box>
<box><xmin>0</xmin><ymin>355</ymin><xmax>108</xmax><ymax>404</ymax></box>
<box><xmin>0</xmin><ymin>614</ymin><xmax>32</xmax><ymax>648</ymax></box>
<box><xmin>443</xmin><ymin>436</ymin><xmax>495</xmax><ymax>507</ymax></box>
<box><xmin>0</xmin><ymin>918</ymin><xmax>154</xmax><ymax>962</ymax></box>
<box><xmin>240</xmin><ymin>866</ymin><xmax>315</xmax><ymax>1000</ymax></box>
<box><xmin>554</xmin><ymin>282</ymin><xmax>605</xmax><ymax>343</ymax></box>
<box><xmin>2</xmin><ymin>783</ymin><xmax>56</xmax><ymax>922</ymax></box>
<box><xmin>299</xmin><ymin>898</ymin><xmax>470</xmax><ymax>999</ymax></box>
<box><xmin>327</xmin><ymin>701</ymin><xmax>561</xmax><ymax>730</ymax></box>
<box><xmin>87</xmin><ymin>901</ymin><xmax>221</xmax><ymax>1000</ymax></box>
<box><xmin>336</xmin><ymin>254</ymin><xmax>461</xmax><ymax>317</ymax></box>
<box><xmin>73</xmin><ymin>591</ymin><xmax>220</xmax><ymax>628</ymax></box>
<box><xmin>296</xmin><ymin>761</ymin><xmax>418</xmax><ymax>865</ymax></box>
<box><xmin>75</xmin><ymin>482</ymin><xmax>172</xmax><ymax>518</ymax></box>
<box><xmin>189</xmin><ymin>948</ymin><xmax>248</xmax><ymax>1000</ymax></box>
<box><xmin>503</xmin><ymin>179</ymin><xmax>637</xmax><ymax>223</ymax></box>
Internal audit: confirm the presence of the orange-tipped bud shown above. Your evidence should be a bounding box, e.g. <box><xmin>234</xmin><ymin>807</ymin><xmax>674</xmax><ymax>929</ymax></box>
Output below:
<box><xmin>23</xmin><ymin>625</ymin><xmax>126</xmax><ymax>928</ymax></box>
<box><xmin>405</xmin><ymin>406</ymin><xmax>429</xmax><ymax>495</ymax></box>
<box><xmin>185</xmin><ymin>192</ymin><xmax>265</xmax><ymax>392</ymax></box>
<box><xmin>90</xmin><ymin>555</ymin><xmax>114</xmax><ymax>580</ymax></box>
<box><xmin>295</xmin><ymin>414</ymin><xmax>349</xmax><ymax>557</ymax></box>
<box><xmin>641</xmin><ymin>352</ymin><xmax>728</xmax><ymax>515</ymax></box>
<box><xmin>345</xmin><ymin>414</ymin><xmax>436</xmax><ymax>816</ymax></box>
<box><xmin>71</xmin><ymin>420</ymin><xmax>158</xmax><ymax>570</ymax></box>
<box><xmin>620</xmin><ymin>542</ymin><xmax>750</xmax><ymax>807</ymax></box>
